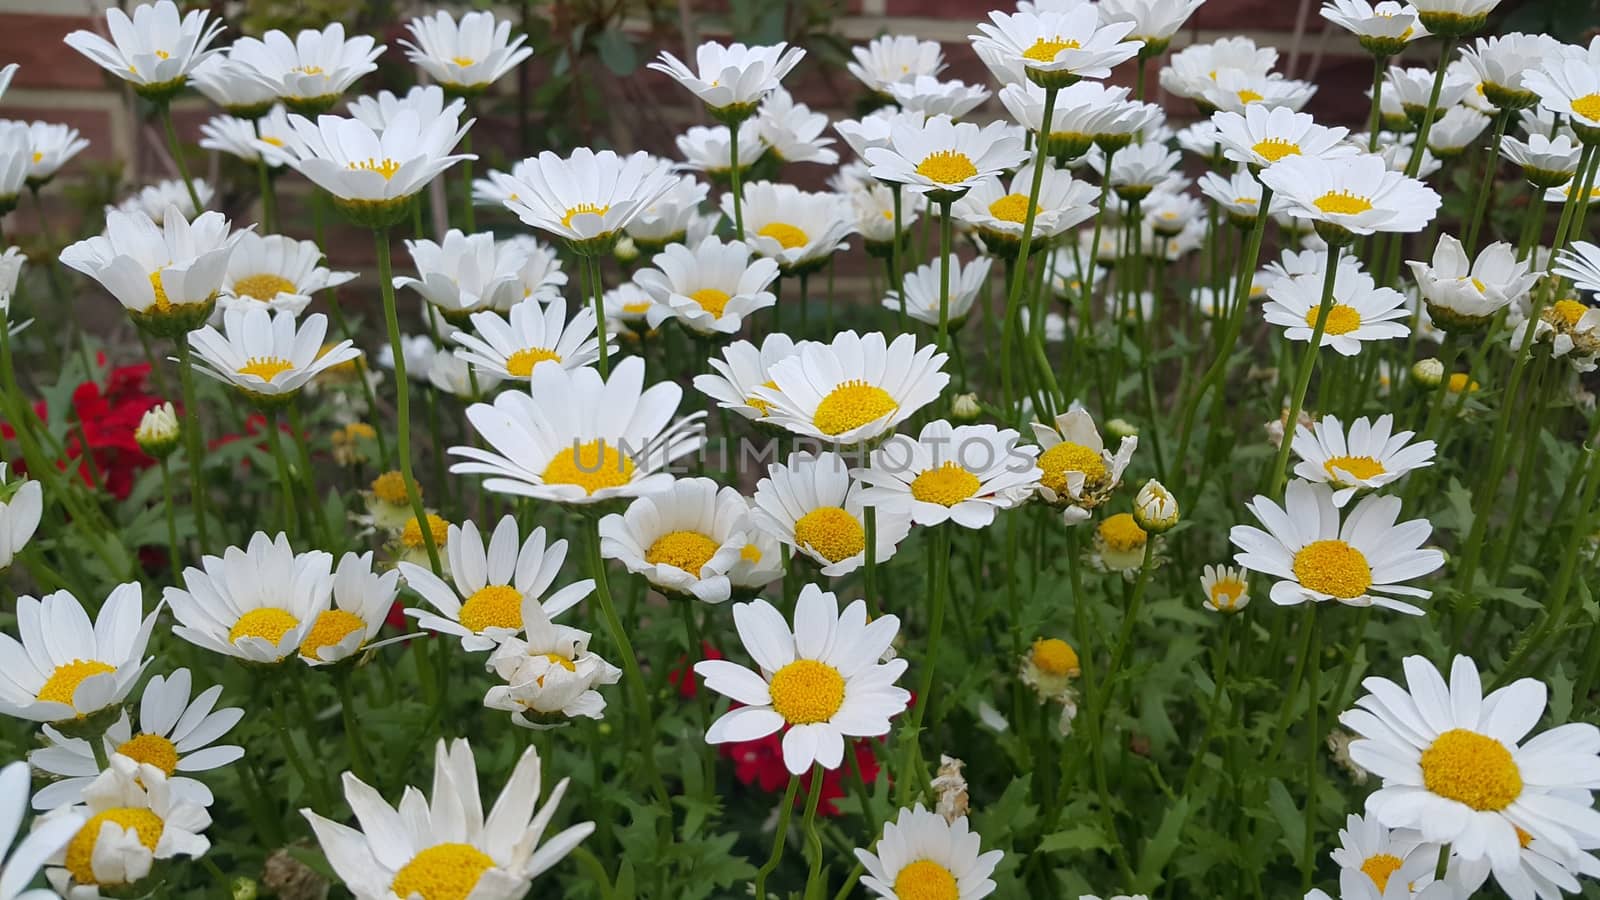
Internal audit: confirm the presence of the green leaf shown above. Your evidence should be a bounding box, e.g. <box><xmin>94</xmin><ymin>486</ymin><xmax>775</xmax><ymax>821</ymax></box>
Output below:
<box><xmin>1037</xmin><ymin>823</ymin><xmax>1110</xmax><ymax>854</ymax></box>
<box><xmin>1134</xmin><ymin>796</ymin><xmax>1192</xmax><ymax>892</ymax></box>
<box><xmin>1264</xmin><ymin>778</ymin><xmax>1306</xmax><ymax>868</ymax></box>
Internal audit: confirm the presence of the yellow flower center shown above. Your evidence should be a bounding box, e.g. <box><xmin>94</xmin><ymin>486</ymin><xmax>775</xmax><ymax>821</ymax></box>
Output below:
<box><xmin>892</xmin><ymin>859</ymin><xmax>961</xmax><ymax>900</ymax></box>
<box><xmin>148</xmin><ymin>270</ymin><xmax>172</xmax><ymax>311</ymax></box>
<box><xmin>644</xmin><ymin>530</ymin><xmax>721</xmax><ymax>573</ymax></box>
<box><xmin>1210</xmin><ymin>578</ymin><xmax>1247</xmax><ymax>610</ymax></box>
<box><xmin>116</xmin><ymin>733</ymin><xmax>180</xmax><ymax>776</ymax></box>
<box><xmin>390</xmin><ymin>843</ymin><xmax>495</xmax><ymax>900</ymax></box>
<box><xmin>504</xmin><ymin>347</ymin><xmax>563</xmax><ymax>377</ymax></box>
<box><xmin>758</xmin><ymin>222</ymin><xmax>809</xmax><ymax>249</ymax></box>
<box><xmin>371</xmin><ymin>470</ymin><xmax>412</xmax><ymax>506</ymax></box>
<box><xmin>1313</xmin><ymin>190</ymin><xmax>1374</xmax><ymax>215</ymax></box>
<box><xmin>689</xmin><ymin>288</ymin><xmax>732</xmax><ymax>317</ymax></box>
<box><xmin>1038</xmin><ymin>441</ymin><xmax>1107</xmax><ymax>497</ymax></box>
<box><xmin>1571</xmin><ymin>93</ymin><xmax>1600</xmax><ymax>122</ymax></box>
<box><xmin>1252</xmin><ymin>138</ymin><xmax>1301</xmax><ymax>162</ymax></box>
<box><xmin>1324</xmin><ymin>454</ymin><xmax>1385</xmax><ymax>481</ymax></box>
<box><xmin>741</xmin><ymin>543</ymin><xmax>763</xmax><ymax>563</ymax></box>
<box><xmin>229</xmin><ymin>607</ymin><xmax>300</xmax><ymax>646</ymax></box>
<box><xmin>622</xmin><ymin>301</ymin><xmax>651</xmax><ymax>314</ymax></box>
<box><xmin>915</xmin><ymin>150</ymin><xmax>979</xmax><ymax>185</ymax></box>
<box><xmin>237</xmin><ymin>356</ymin><xmax>296</xmax><ymax>382</ymax></box>
<box><xmin>1305</xmin><ymin>304</ymin><xmax>1362</xmax><ymax>335</ymax></box>
<box><xmin>296</xmin><ymin>65</ymin><xmax>324</xmax><ymax>75</ymax></box>
<box><xmin>1031</xmin><ymin>638</ymin><xmax>1079</xmax><ymax>676</ymax></box>
<box><xmin>1291</xmin><ymin>539</ymin><xmax>1372</xmax><ymax>598</ymax></box>
<box><xmin>793</xmin><ymin>506</ymin><xmax>866</xmax><ymax>563</ymax></box>
<box><xmin>746</xmin><ymin>379</ymin><xmax>779</xmax><ymax>416</ymax></box>
<box><xmin>451</xmin><ymin>56</ymin><xmax>476</xmax><ymax>67</ymax></box>
<box><xmin>561</xmin><ymin>203</ymin><xmax>610</xmax><ymax>229</ymax></box>
<box><xmin>260</xmin><ymin>136</ymin><xmax>285</xmax><ymax>147</ymax></box>
<box><xmin>909</xmin><ymin>461</ymin><xmax>981</xmax><ymax>507</ymax></box>
<box><xmin>37</xmin><ymin>660</ymin><xmax>116</xmax><ymax>706</ymax></box>
<box><xmin>1237</xmin><ymin>89</ymin><xmax>1264</xmax><ymax>104</ymax></box>
<box><xmin>1023</xmin><ymin>36</ymin><xmax>1082</xmax><ymax>63</ymax></box>
<box><xmin>541</xmin><ymin>440</ymin><xmax>636</xmax><ymax>495</ymax></box>
<box><xmin>31</xmin><ymin>150</ymin><xmax>42</xmax><ymax>164</ymax></box>
<box><xmin>1235</xmin><ymin>196</ymin><xmax>1259</xmax><ymax>206</ymax></box>
<box><xmin>66</xmin><ymin>809</ymin><xmax>164</xmax><ymax>885</ymax></box>
<box><xmin>1420</xmin><ymin>728</ymin><xmax>1523</xmax><ymax>811</ymax></box>
<box><xmin>767</xmin><ymin>659</ymin><xmax>846</xmax><ymax>725</ymax></box>
<box><xmin>402</xmin><ymin>514</ymin><xmax>450</xmax><ymax>550</ymax></box>
<box><xmin>232</xmin><ymin>273</ymin><xmax>298</xmax><ymax>301</ymax></box>
<box><xmin>813</xmin><ymin>380</ymin><xmax>898</xmax><ymax>436</ymax></box>
<box><xmin>458</xmin><ymin>585</ymin><xmax>524</xmax><ymax>633</ymax></box>
<box><xmin>987</xmin><ymin>193</ymin><xmax>1034</xmax><ymax>224</ymax></box>
<box><xmin>1470</xmin><ymin>277</ymin><xmax>1487</xmax><ymax>294</ymax></box>
<box><xmin>348</xmin><ymin>158</ymin><xmax>402</xmax><ymax>180</ymax></box>
<box><xmin>155</xmin><ymin>50</ymin><xmax>170</xmax><ymax>60</ymax></box>
<box><xmin>1362</xmin><ymin>853</ymin><xmax>1405</xmax><ymax>893</ymax></box>
<box><xmin>298</xmin><ymin>609</ymin><xmax>367</xmax><ymax>660</ymax></box>
<box><xmin>1553</xmin><ymin>299</ymin><xmax>1590</xmax><ymax>328</ymax></box>
<box><xmin>1098</xmin><ymin>513</ymin><xmax>1147</xmax><ymax>553</ymax></box>
<box><xmin>1447</xmin><ymin>373</ymin><xmax>1479</xmax><ymax>393</ymax></box>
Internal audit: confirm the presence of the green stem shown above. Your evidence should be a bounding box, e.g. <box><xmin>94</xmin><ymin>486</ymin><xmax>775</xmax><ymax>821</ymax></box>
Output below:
<box><xmin>1405</xmin><ymin>38</ymin><xmax>1458</xmax><ymax>179</ymax></box>
<box><xmin>729</xmin><ymin>116</ymin><xmax>745</xmax><ymax>237</ymax></box>
<box><xmin>158</xmin><ymin>458</ymin><xmax>182</xmax><ymax>576</ymax></box>
<box><xmin>256</xmin><ymin>159</ymin><xmax>277</xmax><ymax>234</ymax></box>
<box><xmin>1266</xmin><ymin>244</ymin><xmax>1343</xmax><ymax>497</ymax></box>
<box><xmin>262</xmin><ymin>408</ymin><xmax>300</xmax><ymax>534</ymax></box>
<box><xmin>1300</xmin><ymin>605</ymin><xmax>1322</xmax><ymax>891</ymax></box>
<box><xmin>460</xmin><ymin>124</ymin><xmax>476</xmax><ymax>233</ymax></box>
<box><xmin>801</xmin><ymin>763</ymin><xmax>827</xmax><ymax>896</ymax></box>
<box><xmin>1002</xmin><ymin>86</ymin><xmax>1059</xmax><ymax>415</ymax></box>
<box><xmin>936</xmin><ymin>200</ymin><xmax>954</xmax><ymax>355</ymax></box>
<box><xmin>898</xmin><ymin>525</ymin><xmax>950</xmax><ymax>805</ymax></box>
<box><xmin>753</xmin><ymin>776</ymin><xmax>802</xmax><ymax>900</ymax></box>
<box><xmin>175</xmin><ymin>340</ymin><xmax>212</xmax><ymax>553</ymax></box>
<box><xmin>1367</xmin><ymin>56</ymin><xmax>1388</xmax><ymax>152</ymax></box>
<box><xmin>588</xmin><ymin>254</ymin><xmax>611</xmax><ymax>378</ymax></box>
<box><xmin>337</xmin><ymin>671</ymin><xmax>375</xmax><ymax>784</ymax></box>
<box><xmin>1463</xmin><ymin>109</ymin><xmax>1512</xmax><ymax>252</ymax></box>
<box><xmin>159</xmin><ymin>103</ymin><xmax>203</xmax><ymax>214</ymax></box>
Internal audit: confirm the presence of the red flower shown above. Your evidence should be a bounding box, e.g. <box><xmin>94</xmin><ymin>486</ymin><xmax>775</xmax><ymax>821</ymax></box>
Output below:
<box><xmin>668</xmin><ymin>642</ymin><xmax>724</xmax><ymax>699</ymax></box>
<box><xmin>719</xmin><ymin>728</ymin><xmax>883</xmax><ymax>817</ymax></box>
<box><xmin>2</xmin><ymin>359</ymin><xmax>162</xmax><ymax>500</ymax></box>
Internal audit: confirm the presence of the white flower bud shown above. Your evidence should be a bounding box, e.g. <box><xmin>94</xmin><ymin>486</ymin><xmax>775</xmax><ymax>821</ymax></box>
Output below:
<box><xmin>1132</xmin><ymin>479</ymin><xmax>1179</xmax><ymax>533</ymax></box>
<box><xmin>134</xmin><ymin>401</ymin><xmax>181</xmax><ymax>458</ymax></box>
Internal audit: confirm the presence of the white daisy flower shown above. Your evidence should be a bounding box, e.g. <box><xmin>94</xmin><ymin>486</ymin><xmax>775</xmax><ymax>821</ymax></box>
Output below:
<box><xmin>846</xmin><ymin>35</ymin><xmax>945</xmax><ymax>96</ymax></box>
<box><xmin>44</xmin><ymin>756</ymin><xmax>211</xmax><ymax>898</ymax></box>
<box><xmin>0</xmin><ymin>463</ymin><xmax>41</xmax><ymax>573</ymax></box>
<box><xmin>297</xmin><ymin>551</ymin><xmax>401</xmax><ymax>666</ymax></box>
<box><xmin>1407</xmin><ymin>235</ymin><xmax>1538</xmax><ymax>329</ymax></box>
<box><xmin>1212</xmin><ymin>105</ymin><xmax>1357</xmax><ymax>169</ymax></box>
<box><xmin>1263</xmin><ymin>260</ymin><xmax>1410</xmax><ymax>355</ymax></box>
<box><xmin>855</xmin><ymin>420</ymin><xmax>1041</xmax><ymax>529</ymax></box>
<box><xmin>599</xmin><ymin>477</ymin><xmax>760</xmax><ymax>603</ymax></box>
<box><xmin>428</xmin><ymin>346</ymin><xmax>502</xmax><ymax>399</ymax></box>
<box><xmin>392</xmin><ymin>230</ymin><xmax>525</xmax><ymax>324</ymax></box>
<box><xmin>953</xmin><ymin>163</ymin><xmax>1098</xmax><ymax>253</ymax></box>
<box><xmin>302</xmin><ymin>739</ymin><xmax>593</xmax><ymax>900</ymax></box>
<box><xmin>450</xmin><ymin>297</ymin><xmax>601</xmax><ymax>380</ymax></box>
<box><xmin>647</xmin><ymin>41</ymin><xmax>806</xmax><ymax>120</ymax></box>
<box><xmin>757</xmin><ymin>88</ymin><xmax>839</xmax><ymax>166</ymax></box>
<box><xmin>1525</xmin><ymin>57</ymin><xmax>1600</xmax><ymax>142</ymax></box>
<box><xmin>1330</xmin><ymin>813</ymin><xmax>1442</xmax><ymax>898</ymax></box>
<box><xmin>755</xmin><ymin>330</ymin><xmax>949</xmax><ymax>446</ymax></box>
<box><xmin>1461</xmin><ymin>33</ymin><xmax>1565</xmax><ymax>109</ymax></box>
<box><xmin>850</xmin><ymin>183</ymin><xmax>925</xmax><ymax>249</ymax></box>
<box><xmin>865</xmin><ymin>115</ymin><xmax>1029</xmax><ymax>202</ymax></box>
<box><xmin>63</xmin><ymin>0</ymin><xmax>224</xmax><ymax>102</ymax></box>
<box><xmin>723</xmin><ymin>181</ymin><xmax>853</xmax><ymax>275</ymax></box>
<box><xmin>1085</xmin><ymin>140</ymin><xmax>1180</xmax><ymax>197</ymax></box>
<box><xmin>1029</xmin><ymin>407</ymin><xmax>1137</xmax><ymax>524</ymax></box>
<box><xmin>0</xmin><ymin>65</ymin><xmax>13</xmax><ymax>104</ymax></box>
<box><xmin>697</xmin><ymin>584</ymin><xmax>909</xmax><ymax>774</ymax></box>
<box><xmin>885</xmin><ymin>254</ymin><xmax>994</xmax><ymax>327</ymax></box>
<box><xmin>834</xmin><ymin>108</ymin><xmax>924</xmax><ymax>159</ymax></box>
<box><xmin>1543</xmin><ymin>178</ymin><xmax>1600</xmax><ymax>207</ymax></box>
<box><xmin>1500</xmin><ymin>132</ymin><xmax>1583</xmax><ymax>186</ymax></box>
<box><xmin>970</xmin><ymin>7</ymin><xmax>1143</xmax><ymax>89</ymax></box>
<box><xmin>484</xmin><ymin>600</ymin><xmax>621</xmax><ymax>727</ymax></box>
<box><xmin>0</xmin><ymin>247</ymin><xmax>22</xmax><ymax>314</ymax></box>
<box><xmin>996</xmin><ymin>80</ymin><xmax>1133</xmax><ymax>159</ymax></box>
<box><xmin>887</xmin><ymin>76</ymin><xmax>991</xmax><ymax>119</ymax></box>
<box><xmin>16</xmin><ymin>122</ymin><xmax>88</xmax><ymax>185</ymax></box>
<box><xmin>1556</xmin><ymin>241</ymin><xmax>1600</xmax><ymax>295</ymax></box>
<box><xmin>749</xmin><ymin>451</ymin><xmax>913</xmax><ymax>576</ymax></box>
<box><xmin>60</xmin><ymin>205</ymin><xmax>242</xmax><ymax>337</ymax></box>
<box><xmin>693</xmin><ymin>333</ymin><xmax>810</xmax><ymax>422</ymax></box>
<box><xmin>218</xmin><ymin>232</ymin><xmax>355</xmax><ymax>317</ymax></box>
<box><xmin>1447</xmin><ymin>823</ymin><xmax>1600</xmax><ymax>900</ymax></box>
<box><xmin>345</xmin><ymin>85</ymin><xmax>465</xmax><ymax>135</ymax></box>
<box><xmin>1342</xmin><ymin>654</ymin><xmax>1600</xmax><ymax>869</ymax></box>
<box><xmin>635</xmin><ymin>236</ymin><xmax>779</xmax><ymax>335</ymax></box>
<box><xmin>187</xmin><ymin>307</ymin><xmax>360</xmax><ymax>403</ymax></box>
<box><xmin>163</xmin><ymin>531</ymin><xmax>335</xmax><ymax>664</ymax></box>
<box><xmin>198</xmin><ymin>110</ymin><xmax>288</xmax><ymax>166</ymax></box>
<box><xmin>0</xmin><ymin>760</ymin><xmax>81</xmax><ymax>900</ymax></box>
<box><xmin>857</xmin><ymin>804</ymin><xmax>1005</xmax><ymax>900</ymax></box>
<box><xmin>1427</xmin><ymin>107</ymin><xmax>1491</xmax><ymax>157</ymax></box>
<box><xmin>401</xmin><ymin>9</ymin><xmax>532</xmax><ymax>95</ymax></box>
<box><xmin>1200</xmin><ymin>70</ymin><xmax>1318</xmax><ymax>114</ymax></box>
<box><xmin>625</xmin><ymin>173</ymin><xmax>709</xmax><ymax>249</ymax></box>
<box><xmin>1160</xmin><ymin>36</ymin><xmax>1278</xmax><ymax>102</ymax></box>
<box><xmin>1409</xmin><ymin>0</ymin><xmax>1503</xmax><ymax>34</ymax></box>
<box><xmin>190</xmin><ymin>53</ymin><xmax>277</xmax><ymax>117</ymax></box>
<box><xmin>1230</xmin><ymin>479</ymin><xmax>1443</xmax><ymax>614</ymax></box>
<box><xmin>1197</xmin><ymin>170</ymin><xmax>1280</xmax><ymax>226</ymax></box>
<box><xmin>1200</xmin><ymin>563</ymin><xmax>1251</xmax><ymax>613</ymax></box>
<box><xmin>602</xmin><ymin>281</ymin><xmax>655</xmax><ymax>333</ymax></box>
<box><xmin>490</xmin><ymin>149</ymin><xmax>678</xmax><ymax>253</ymax></box>
<box><xmin>30</xmin><ymin>668</ymin><xmax>244</xmax><ymax>810</ymax></box>
<box><xmin>1097</xmin><ymin>0</ymin><xmax>1205</xmax><ymax>49</ymax></box>
<box><xmin>1383</xmin><ymin>65</ymin><xmax>1475</xmax><ymax>121</ymax></box>
<box><xmin>110</xmin><ymin>178</ymin><xmax>214</xmax><ymax>223</ymax></box>
<box><xmin>676</xmin><ymin>121</ymin><xmax>767</xmax><ymax>178</ymax></box>
<box><xmin>0</xmin><ymin>583</ymin><xmax>155</xmax><ymax>725</ymax></box>
<box><xmin>1320</xmin><ymin>0</ymin><xmax>1428</xmax><ymax>55</ymax></box>
<box><xmin>498</xmin><ymin>235</ymin><xmax>568</xmax><ymax>302</ymax></box>
<box><xmin>229</xmin><ymin>23</ymin><xmax>384</xmax><ymax>114</ymax></box>
<box><xmin>1292</xmin><ymin>414</ymin><xmax>1437</xmax><ymax>506</ymax></box>
<box><xmin>449</xmin><ymin>356</ymin><xmax>705</xmax><ymax>505</ymax></box>
<box><xmin>399</xmin><ymin>517</ymin><xmax>593</xmax><ymax>651</ymax></box>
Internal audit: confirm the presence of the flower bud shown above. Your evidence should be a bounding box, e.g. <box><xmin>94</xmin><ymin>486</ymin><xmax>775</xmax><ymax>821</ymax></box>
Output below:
<box><xmin>134</xmin><ymin>401</ymin><xmax>181</xmax><ymax>458</ymax></box>
<box><xmin>950</xmin><ymin>392</ymin><xmax>981</xmax><ymax>421</ymax></box>
<box><xmin>1411</xmin><ymin>357</ymin><xmax>1444</xmax><ymax>388</ymax></box>
<box><xmin>1132</xmin><ymin>479</ymin><xmax>1179</xmax><ymax>533</ymax></box>
<box><xmin>231</xmin><ymin>877</ymin><xmax>259</xmax><ymax>900</ymax></box>
<box><xmin>1105</xmin><ymin>417</ymin><xmax>1138</xmax><ymax>439</ymax></box>
<box><xmin>613</xmin><ymin>236</ymin><xmax>639</xmax><ymax>264</ymax></box>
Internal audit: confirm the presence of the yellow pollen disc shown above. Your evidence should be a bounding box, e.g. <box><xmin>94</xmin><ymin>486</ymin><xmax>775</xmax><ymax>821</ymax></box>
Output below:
<box><xmin>1420</xmin><ymin>728</ymin><xmax>1523</xmax><ymax>811</ymax></box>
<box><xmin>915</xmin><ymin>150</ymin><xmax>979</xmax><ymax>185</ymax></box>
<box><xmin>813</xmin><ymin>380</ymin><xmax>898</xmax><ymax>436</ymax></box>
<box><xmin>1098</xmin><ymin>513</ymin><xmax>1147</xmax><ymax>554</ymax></box>
<box><xmin>689</xmin><ymin>288</ymin><xmax>732</xmax><ymax>317</ymax></box>
<box><xmin>238</xmin><ymin>356</ymin><xmax>296</xmax><ymax>382</ymax></box>
<box><xmin>1305</xmin><ymin>303</ymin><xmax>1362</xmax><ymax>335</ymax></box>
<box><xmin>66</xmin><ymin>809</ymin><xmax>164</xmax><ymax>885</ymax></box>
<box><xmin>1210</xmin><ymin>578</ymin><xmax>1247</xmax><ymax>610</ymax></box>
<box><xmin>1470</xmin><ymin>277</ymin><xmax>1487</xmax><ymax>293</ymax></box>
<box><xmin>504</xmin><ymin>347</ymin><xmax>562</xmax><ymax>377</ymax></box>
<box><xmin>758</xmin><ymin>222</ymin><xmax>809</xmax><ymax>249</ymax></box>
<box><xmin>892</xmin><ymin>859</ymin><xmax>961</xmax><ymax>900</ymax></box>
<box><xmin>1448</xmin><ymin>373</ymin><xmax>1479</xmax><ymax>393</ymax></box>
<box><xmin>261</xmin><ymin>136</ymin><xmax>285</xmax><ymax>147</ymax></box>
<box><xmin>371</xmin><ymin>470</ymin><xmax>413</xmax><ymax>506</ymax></box>
<box><xmin>155</xmin><ymin>50</ymin><xmax>170</xmax><ymax>60</ymax></box>
<box><xmin>1324</xmin><ymin>454</ymin><xmax>1385</xmax><ymax>481</ymax></box>
<box><xmin>116</xmin><ymin>733</ymin><xmax>180</xmax><ymax>776</ymax></box>
<box><xmin>1038</xmin><ymin>441</ymin><xmax>1108</xmax><ymax>497</ymax></box>
<box><xmin>233</xmin><ymin>273</ymin><xmax>298</xmax><ymax>301</ymax></box>
<box><xmin>988</xmin><ymin>193</ymin><xmax>1034</xmax><ymax>223</ymax></box>
<box><xmin>348</xmin><ymin>157</ymin><xmax>402</xmax><ymax>180</ymax></box>
<box><xmin>37</xmin><ymin>660</ymin><xmax>116</xmax><ymax>706</ymax></box>
<box><xmin>794</xmin><ymin>506</ymin><xmax>866</xmax><ymax>563</ymax></box>
<box><xmin>458</xmin><ymin>585</ymin><xmax>524</xmax><ymax>633</ymax></box>
<box><xmin>561</xmin><ymin>202</ymin><xmax>610</xmax><ymax>229</ymax></box>
<box><xmin>31</xmin><ymin>151</ymin><xmax>42</xmax><ymax>164</ymax></box>
<box><xmin>1571</xmin><ymin>93</ymin><xmax>1600</xmax><ymax>122</ymax></box>
<box><xmin>229</xmin><ymin>607</ymin><xmax>300</xmax><ymax>646</ymax></box>
<box><xmin>1313</xmin><ymin>190</ymin><xmax>1374</xmax><ymax>215</ymax></box>
<box><xmin>1031</xmin><ymin>638</ymin><xmax>1080</xmax><ymax>677</ymax></box>
<box><xmin>148</xmin><ymin>271</ymin><xmax>172</xmax><ymax>311</ymax></box>
<box><xmin>390</xmin><ymin>843</ymin><xmax>495</xmax><ymax>900</ymax></box>
<box><xmin>541</xmin><ymin>440</ymin><xmax>636</xmax><ymax>495</ymax></box>
<box><xmin>622</xmin><ymin>301</ymin><xmax>651</xmax><ymax>314</ymax></box>
<box><xmin>740</xmin><ymin>543</ymin><xmax>763</xmax><ymax>563</ymax></box>
<box><xmin>1023</xmin><ymin>36</ymin><xmax>1082</xmax><ymax>63</ymax></box>
<box><xmin>402</xmin><ymin>514</ymin><xmax>450</xmax><ymax>550</ymax></box>
<box><xmin>1552</xmin><ymin>299</ymin><xmax>1589</xmax><ymax>328</ymax></box>
<box><xmin>298</xmin><ymin>609</ymin><xmax>367</xmax><ymax>660</ymax></box>
<box><xmin>909</xmin><ymin>461</ymin><xmax>981</xmax><ymax>507</ymax></box>
<box><xmin>746</xmin><ymin>379</ymin><xmax>779</xmax><ymax>416</ymax></box>
<box><xmin>644</xmin><ymin>530</ymin><xmax>721</xmax><ymax>573</ymax></box>
<box><xmin>451</xmin><ymin>56</ymin><xmax>476</xmax><ymax>67</ymax></box>
<box><xmin>1515</xmin><ymin>826</ymin><xmax>1533</xmax><ymax>848</ymax></box>
<box><xmin>1237</xmin><ymin>89</ymin><xmax>1264</xmax><ymax>104</ymax></box>
<box><xmin>1362</xmin><ymin>853</ymin><xmax>1404</xmax><ymax>893</ymax></box>
<box><xmin>1235</xmin><ymin>196</ymin><xmax>1258</xmax><ymax>206</ymax></box>
<box><xmin>544</xmin><ymin>653</ymin><xmax>576</xmax><ymax>672</ymax></box>
<box><xmin>1291</xmin><ymin>539</ymin><xmax>1372</xmax><ymax>598</ymax></box>
<box><xmin>1252</xmin><ymin>138</ymin><xmax>1301</xmax><ymax>162</ymax></box>
<box><xmin>296</xmin><ymin>65</ymin><xmax>324</xmax><ymax>75</ymax></box>
<box><xmin>767</xmin><ymin>659</ymin><xmax>846</xmax><ymax>725</ymax></box>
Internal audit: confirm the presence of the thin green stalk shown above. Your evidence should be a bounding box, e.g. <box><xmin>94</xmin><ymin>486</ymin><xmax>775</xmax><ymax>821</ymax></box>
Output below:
<box><xmin>1300</xmin><ymin>605</ymin><xmax>1322</xmax><ymax>891</ymax></box>
<box><xmin>337</xmin><ymin>671</ymin><xmax>375</xmax><ymax>784</ymax></box>
<box><xmin>157</xmin><ymin>458</ymin><xmax>182</xmax><ymax>575</ymax></box>
<box><xmin>588</xmin><ymin>254</ymin><xmax>611</xmax><ymax>378</ymax></box>
<box><xmin>158</xmin><ymin>103</ymin><xmax>204</xmax><ymax>214</ymax></box>
<box><xmin>256</xmin><ymin>159</ymin><xmax>277</xmax><ymax>233</ymax></box>
<box><xmin>175</xmin><ymin>340</ymin><xmax>212</xmax><ymax>553</ymax></box>
<box><xmin>936</xmin><ymin>200</ymin><xmax>954</xmax><ymax>354</ymax></box>
<box><xmin>261</xmin><ymin>408</ymin><xmax>300</xmax><ymax>534</ymax></box>
<box><xmin>864</xmin><ymin>507</ymin><xmax>879</xmax><ymax>617</ymax></box>
<box><xmin>1463</xmin><ymin>109</ymin><xmax>1512</xmax><ymax>251</ymax></box>
<box><xmin>1001</xmin><ymin>86</ymin><xmax>1060</xmax><ymax>415</ymax></box>
<box><xmin>1266</xmin><ymin>245</ymin><xmax>1343</xmax><ymax>497</ymax></box>
<box><xmin>801</xmin><ymin>763</ymin><xmax>827</xmax><ymax>897</ymax></box>
<box><xmin>729</xmin><ymin>116</ymin><xmax>746</xmax><ymax>236</ymax></box>
<box><xmin>460</xmin><ymin>124</ymin><xmax>476</xmax><ymax>233</ymax></box>
<box><xmin>898</xmin><ymin>525</ymin><xmax>950</xmax><ymax>805</ymax></box>
<box><xmin>1367</xmin><ymin>56</ymin><xmax>1388</xmax><ymax>152</ymax></box>
<box><xmin>754</xmin><ymin>776</ymin><xmax>802</xmax><ymax>900</ymax></box>
<box><xmin>1404</xmin><ymin>38</ymin><xmax>1459</xmax><ymax>179</ymax></box>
